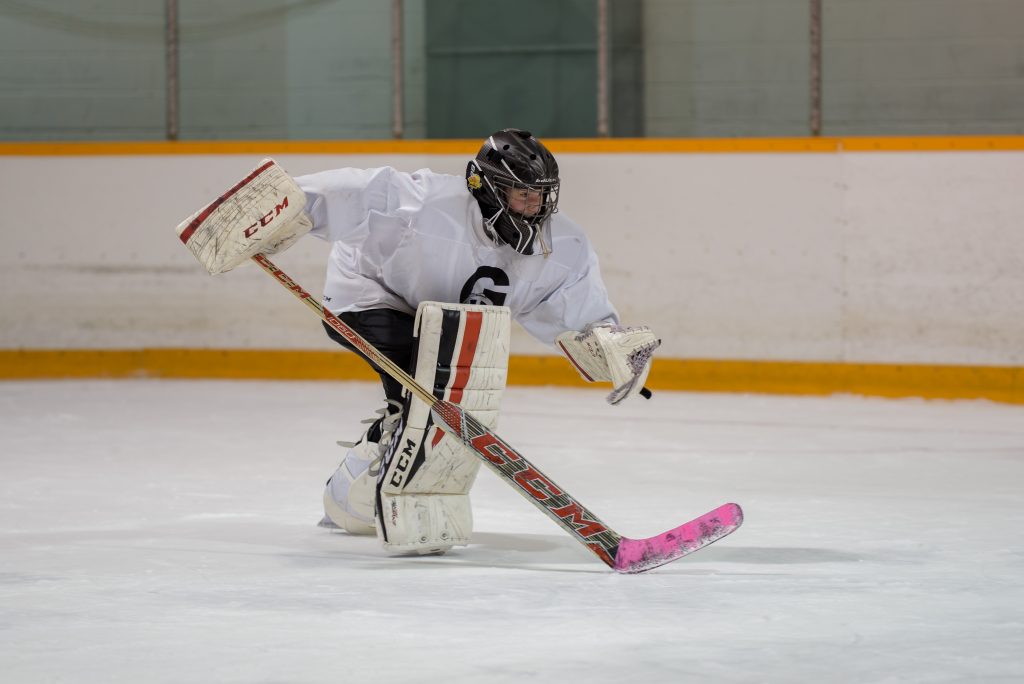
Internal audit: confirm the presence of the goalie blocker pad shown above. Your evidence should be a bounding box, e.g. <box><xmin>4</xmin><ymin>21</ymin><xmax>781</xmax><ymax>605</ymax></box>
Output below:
<box><xmin>176</xmin><ymin>158</ymin><xmax>312</xmax><ymax>275</ymax></box>
<box><xmin>375</xmin><ymin>301</ymin><xmax>510</xmax><ymax>554</ymax></box>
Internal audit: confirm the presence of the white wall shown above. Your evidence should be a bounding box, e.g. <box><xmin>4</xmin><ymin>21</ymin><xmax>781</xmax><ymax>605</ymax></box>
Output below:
<box><xmin>2</xmin><ymin>150</ymin><xmax>1022</xmax><ymax>365</ymax></box>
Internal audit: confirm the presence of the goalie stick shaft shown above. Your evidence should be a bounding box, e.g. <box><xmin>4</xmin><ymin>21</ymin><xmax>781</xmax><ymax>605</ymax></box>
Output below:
<box><xmin>251</xmin><ymin>253</ymin><xmax>742</xmax><ymax>572</ymax></box>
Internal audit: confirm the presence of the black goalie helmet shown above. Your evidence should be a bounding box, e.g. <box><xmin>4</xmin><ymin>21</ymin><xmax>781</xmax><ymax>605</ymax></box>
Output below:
<box><xmin>466</xmin><ymin>129</ymin><xmax>560</xmax><ymax>255</ymax></box>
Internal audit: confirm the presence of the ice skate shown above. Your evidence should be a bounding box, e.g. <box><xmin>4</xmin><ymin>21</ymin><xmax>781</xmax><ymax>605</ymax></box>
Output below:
<box><xmin>321</xmin><ymin>401</ymin><xmax>402</xmax><ymax>535</ymax></box>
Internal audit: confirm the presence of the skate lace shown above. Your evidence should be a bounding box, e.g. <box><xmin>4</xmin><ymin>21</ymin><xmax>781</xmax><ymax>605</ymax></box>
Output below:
<box><xmin>336</xmin><ymin>399</ymin><xmax>403</xmax><ymax>477</ymax></box>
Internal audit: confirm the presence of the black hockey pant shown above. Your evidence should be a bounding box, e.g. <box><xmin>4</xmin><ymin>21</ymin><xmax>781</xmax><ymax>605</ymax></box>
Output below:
<box><xmin>322</xmin><ymin>309</ymin><xmax>416</xmax><ymax>407</ymax></box>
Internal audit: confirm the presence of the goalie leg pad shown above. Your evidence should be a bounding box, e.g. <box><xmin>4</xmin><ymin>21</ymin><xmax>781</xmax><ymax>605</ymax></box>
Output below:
<box><xmin>376</xmin><ymin>301</ymin><xmax>510</xmax><ymax>554</ymax></box>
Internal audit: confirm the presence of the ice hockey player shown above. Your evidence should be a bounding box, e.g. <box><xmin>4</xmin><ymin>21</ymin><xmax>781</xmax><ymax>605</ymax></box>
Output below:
<box><xmin>176</xmin><ymin>128</ymin><xmax>660</xmax><ymax>557</ymax></box>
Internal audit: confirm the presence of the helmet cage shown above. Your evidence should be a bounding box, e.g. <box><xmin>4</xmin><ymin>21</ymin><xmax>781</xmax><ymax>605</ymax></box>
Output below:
<box><xmin>470</xmin><ymin>157</ymin><xmax>560</xmax><ymax>256</ymax></box>
<box><xmin>485</xmin><ymin>172</ymin><xmax>559</xmax><ymax>254</ymax></box>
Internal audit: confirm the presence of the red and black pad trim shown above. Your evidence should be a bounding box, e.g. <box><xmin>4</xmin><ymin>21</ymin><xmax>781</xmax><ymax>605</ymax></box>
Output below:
<box><xmin>431</xmin><ymin>308</ymin><xmax>463</xmax><ymax>399</ymax></box>
<box><xmin>430</xmin><ymin>309</ymin><xmax>484</xmax><ymax>448</ymax></box>
<box><xmin>403</xmin><ymin>308</ymin><xmax>481</xmax><ymax>485</ymax></box>
<box><xmin>448</xmin><ymin>310</ymin><xmax>483</xmax><ymax>404</ymax></box>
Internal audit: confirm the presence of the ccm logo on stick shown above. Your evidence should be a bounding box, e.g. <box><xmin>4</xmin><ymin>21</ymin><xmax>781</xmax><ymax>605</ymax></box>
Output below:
<box><xmin>244</xmin><ymin>196</ymin><xmax>290</xmax><ymax>238</ymax></box>
<box><xmin>469</xmin><ymin>432</ymin><xmax>522</xmax><ymax>466</ymax></box>
<box><xmin>470</xmin><ymin>432</ymin><xmax>608</xmax><ymax>538</ymax></box>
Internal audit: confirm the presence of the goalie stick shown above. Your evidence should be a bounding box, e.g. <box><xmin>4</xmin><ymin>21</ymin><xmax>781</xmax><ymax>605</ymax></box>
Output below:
<box><xmin>250</xmin><ymin>253</ymin><xmax>743</xmax><ymax>573</ymax></box>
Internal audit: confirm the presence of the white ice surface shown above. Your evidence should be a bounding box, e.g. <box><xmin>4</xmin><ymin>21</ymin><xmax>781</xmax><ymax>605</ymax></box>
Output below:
<box><xmin>1</xmin><ymin>380</ymin><xmax>1023</xmax><ymax>683</ymax></box>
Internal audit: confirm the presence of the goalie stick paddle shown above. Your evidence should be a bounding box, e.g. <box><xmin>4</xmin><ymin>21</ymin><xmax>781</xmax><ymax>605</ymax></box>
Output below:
<box><xmin>250</xmin><ymin>253</ymin><xmax>743</xmax><ymax>573</ymax></box>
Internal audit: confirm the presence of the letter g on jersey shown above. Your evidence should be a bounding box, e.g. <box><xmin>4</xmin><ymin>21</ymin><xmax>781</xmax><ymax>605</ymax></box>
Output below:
<box><xmin>459</xmin><ymin>266</ymin><xmax>510</xmax><ymax>306</ymax></box>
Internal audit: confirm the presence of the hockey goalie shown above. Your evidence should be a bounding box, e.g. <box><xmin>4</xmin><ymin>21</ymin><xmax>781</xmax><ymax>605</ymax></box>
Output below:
<box><xmin>176</xmin><ymin>129</ymin><xmax>660</xmax><ymax>556</ymax></box>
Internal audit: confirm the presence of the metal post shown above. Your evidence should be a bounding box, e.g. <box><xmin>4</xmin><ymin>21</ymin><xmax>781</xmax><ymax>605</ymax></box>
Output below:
<box><xmin>596</xmin><ymin>0</ymin><xmax>609</xmax><ymax>137</ymax></box>
<box><xmin>392</xmin><ymin>0</ymin><xmax>404</xmax><ymax>139</ymax></box>
<box><xmin>809</xmin><ymin>0</ymin><xmax>822</xmax><ymax>136</ymax></box>
<box><xmin>165</xmin><ymin>0</ymin><xmax>179</xmax><ymax>141</ymax></box>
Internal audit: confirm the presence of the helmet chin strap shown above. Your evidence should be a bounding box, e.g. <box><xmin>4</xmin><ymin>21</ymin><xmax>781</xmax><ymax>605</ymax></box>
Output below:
<box><xmin>534</xmin><ymin>223</ymin><xmax>552</xmax><ymax>257</ymax></box>
<box><xmin>482</xmin><ymin>207</ymin><xmax>502</xmax><ymax>242</ymax></box>
<box><xmin>485</xmin><ymin>210</ymin><xmax>550</xmax><ymax>256</ymax></box>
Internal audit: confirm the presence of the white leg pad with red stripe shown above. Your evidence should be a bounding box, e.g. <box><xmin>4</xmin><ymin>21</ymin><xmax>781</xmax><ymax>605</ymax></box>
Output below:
<box><xmin>376</xmin><ymin>301</ymin><xmax>510</xmax><ymax>554</ymax></box>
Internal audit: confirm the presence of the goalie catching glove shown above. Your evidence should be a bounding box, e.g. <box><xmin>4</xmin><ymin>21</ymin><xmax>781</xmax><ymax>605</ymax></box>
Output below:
<box><xmin>175</xmin><ymin>158</ymin><xmax>312</xmax><ymax>274</ymax></box>
<box><xmin>556</xmin><ymin>323</ymin><xmax>661</xmax><ymax>405</ymax></box>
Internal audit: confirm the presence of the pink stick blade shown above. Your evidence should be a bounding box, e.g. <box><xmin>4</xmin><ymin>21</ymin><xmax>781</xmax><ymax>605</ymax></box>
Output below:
<box><xmin>613</xmin><ymin>503</ymin><xmax>744</xmax><ymax>574</ymax></box>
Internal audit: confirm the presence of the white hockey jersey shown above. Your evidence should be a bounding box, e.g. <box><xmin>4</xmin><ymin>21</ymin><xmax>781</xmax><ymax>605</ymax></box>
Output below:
<box><xmin>297</xmin><ymin>167</ymin><xmax>618</xmax><ymax>346</ymax></box>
